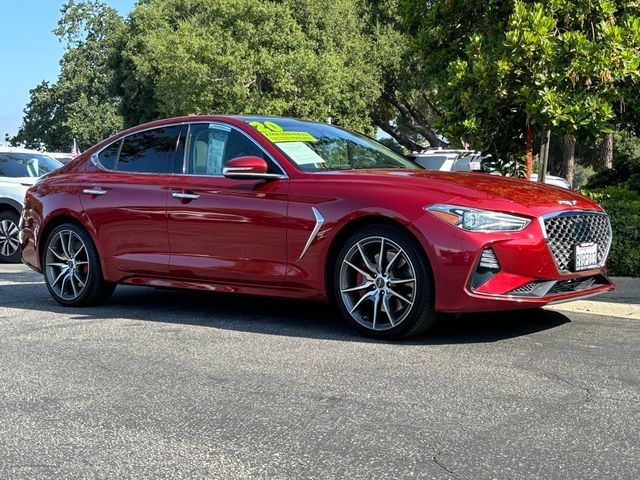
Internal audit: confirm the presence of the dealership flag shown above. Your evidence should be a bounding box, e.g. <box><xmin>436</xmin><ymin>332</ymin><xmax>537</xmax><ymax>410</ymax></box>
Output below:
<box><xmin>71</xmin><ymin>139</ymin><xmax>80</xmax><ymax>160</ymax></box>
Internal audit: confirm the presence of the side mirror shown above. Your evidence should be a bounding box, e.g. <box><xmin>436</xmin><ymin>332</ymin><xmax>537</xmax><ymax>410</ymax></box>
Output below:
<box><xmin>222</xmin><ymin>156</ymin><xmax>284</xmax><ymax>180</ymax></box>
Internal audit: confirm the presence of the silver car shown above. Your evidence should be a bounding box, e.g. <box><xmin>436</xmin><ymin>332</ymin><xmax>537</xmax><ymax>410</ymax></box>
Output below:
<box><xmin>0</xmin><ymin>147</ymin><xmax>62</xmax><ymax>262</ymax></box>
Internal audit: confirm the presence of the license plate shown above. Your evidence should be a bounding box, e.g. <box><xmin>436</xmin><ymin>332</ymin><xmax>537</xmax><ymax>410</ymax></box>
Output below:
<box><xmin>574</xmin><ymin>243</ymin><xmax>598</xmax><ymax>271</ymax></box>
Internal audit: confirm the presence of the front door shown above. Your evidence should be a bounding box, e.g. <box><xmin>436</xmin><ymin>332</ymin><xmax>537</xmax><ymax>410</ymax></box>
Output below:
<box><xmin>167</xmin><ymin>122</ymin><xmax>289</xmax><ymax>286</ymax></box>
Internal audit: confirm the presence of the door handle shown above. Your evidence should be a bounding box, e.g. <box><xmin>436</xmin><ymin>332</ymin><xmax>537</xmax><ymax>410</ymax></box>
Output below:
<box><xmin>82</xmin><ymin>188</ymin><xmax>107</xmax><ymax>196</ymax></box>
<box><xmin>172</xmin><ymin>192</ymin><xmax>200</xmax><ymax>200</ymax></box>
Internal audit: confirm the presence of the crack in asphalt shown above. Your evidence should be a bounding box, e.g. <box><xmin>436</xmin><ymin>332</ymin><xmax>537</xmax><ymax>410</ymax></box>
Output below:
<box><xmin>432</xmin><ymin>450</ymin><xmax>463</xmax><ymax>479</ymax></box>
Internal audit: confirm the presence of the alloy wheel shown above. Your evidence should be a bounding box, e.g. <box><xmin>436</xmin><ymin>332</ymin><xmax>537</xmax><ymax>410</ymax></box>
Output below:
<box><xmin>45</xmin><ymin>229</ymin><xmax>90</xmax><ymax>301</ymax></box>
<box><xmin>0</xmin><ymin>219</ymin><xmax>20</xmax><ymax>258</ymax></box>
<box><xmin>339</xmin><ymin>236</ymin><xmax>417</xmax><ymax>332</ymax></box>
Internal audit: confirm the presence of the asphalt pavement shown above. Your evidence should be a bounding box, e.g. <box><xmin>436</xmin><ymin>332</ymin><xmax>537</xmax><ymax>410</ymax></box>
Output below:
<box><xmin>0</xmin><ymin>264</ymin><xmax>638</xmax><ymax>480</ymax></box>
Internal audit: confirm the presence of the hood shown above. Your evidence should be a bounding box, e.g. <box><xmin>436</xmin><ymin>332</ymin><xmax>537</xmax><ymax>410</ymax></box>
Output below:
<box><xmin>314</xmin><ymin>169</ymin><xmax>600</xmax><ymax>216</ymax></box>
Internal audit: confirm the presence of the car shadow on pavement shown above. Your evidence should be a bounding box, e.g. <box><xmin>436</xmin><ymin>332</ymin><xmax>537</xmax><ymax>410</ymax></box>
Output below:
<box><xmin>0</xmin><ymin>278</ymin><xmax>571</xmax><ymax>345</ymax></box>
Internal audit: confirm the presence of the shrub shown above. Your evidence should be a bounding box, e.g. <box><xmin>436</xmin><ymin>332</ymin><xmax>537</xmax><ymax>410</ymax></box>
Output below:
<box><xmin>586</xmin><ymin>131</ymin><xmax>640</xmax><ymax>193</ymax></box>
<box><xmin>580</xmin><ymin>187</ymin><xmax>640</xmax><ymax>277</ymax></box>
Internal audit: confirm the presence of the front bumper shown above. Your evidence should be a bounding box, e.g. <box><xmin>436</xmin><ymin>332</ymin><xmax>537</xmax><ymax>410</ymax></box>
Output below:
<box><xmin>412</xmin><ymin>210</ymin><xmax>615</xmax><ymax>313</ymax></box>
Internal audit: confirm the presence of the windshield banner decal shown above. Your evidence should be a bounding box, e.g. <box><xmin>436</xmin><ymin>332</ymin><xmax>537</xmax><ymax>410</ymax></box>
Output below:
<box><xmin>248</xmin><ymin>121</ymin><xmax>317</xmax><ymax>143</ymax></box>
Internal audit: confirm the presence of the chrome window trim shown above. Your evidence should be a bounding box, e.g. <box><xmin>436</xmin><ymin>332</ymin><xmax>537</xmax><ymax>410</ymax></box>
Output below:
<box><xmin>539</xmin><ymin>209</ymin><xmax>612</xmax><ymax>275</ymax></box>
<box><xmin>90</xmin><ymin>120</ymin><xmax>289</xmax><ymax>179</ymax></box>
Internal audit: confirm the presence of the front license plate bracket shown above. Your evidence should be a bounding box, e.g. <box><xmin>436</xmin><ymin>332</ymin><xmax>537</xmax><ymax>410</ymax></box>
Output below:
<box><xmin>573</xmin><ymin>242</ymin><xmax>598</xmax><ymax>271</ymax></box>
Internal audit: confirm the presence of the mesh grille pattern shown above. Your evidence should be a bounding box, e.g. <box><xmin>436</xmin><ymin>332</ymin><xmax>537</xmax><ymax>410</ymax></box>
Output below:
<box><xmin>509</xmin><ymin>282</ymin><xmax>540</xmax><ymax>295</ymax></box>
<box><xmin>544</xmin><ymin>213</ymin><xmax>611</xmax><ymax>272</ymax></box>
<box><xmin>508</xmin><ymin>276</ymin><xmax>604</xmax><ymax>297</ymax></box>
<box><xmin>547</xmin><ymin>276</ymin><xmax>598</xmax><ymax>295</ymax></box>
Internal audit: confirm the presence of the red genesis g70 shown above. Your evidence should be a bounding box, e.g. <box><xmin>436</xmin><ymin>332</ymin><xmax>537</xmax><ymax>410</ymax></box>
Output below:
<box><xmin>20</xmin><ymin>116</ymin><xmax>615</xmax><ymax>338</ymax></box>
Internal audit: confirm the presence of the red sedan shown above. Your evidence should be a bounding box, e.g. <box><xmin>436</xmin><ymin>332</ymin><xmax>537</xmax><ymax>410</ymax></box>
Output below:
<box><xmin>20</xmin><ymin>116</ymin><xmax>615</xmax><ymax>339</ymax></box>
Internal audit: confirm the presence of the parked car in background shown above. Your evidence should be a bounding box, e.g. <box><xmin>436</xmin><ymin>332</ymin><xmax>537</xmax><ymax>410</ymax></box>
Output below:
<box><xmin>407</xmin><ymin>149</ymin><xmax>483</xmax><ymax>172</ymax></box>
<box><xmin>0</xmin><ymin>147</ymin><xmax>62</xmax><ymax>262</ymax></box>
<box><xmin>21</xmin><ymin>116</ymin><xmax>614</xmax><ymax>339</ymax></box>
<box><xmin>408</xmin><ymin>148</ymin><xmax>572</xmax><ymax>189</ymax></box>
<box><xmin>46</xmin><ymin>152</ymin><xmax>74</xmax><ymax>164</ymax></box>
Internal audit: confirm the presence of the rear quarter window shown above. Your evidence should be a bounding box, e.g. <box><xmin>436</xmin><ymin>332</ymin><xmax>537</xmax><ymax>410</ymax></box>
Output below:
<box><xmin>97</xmin><ymin>140</ymin><xmax>121</xmax><ymax>170</ymax></box>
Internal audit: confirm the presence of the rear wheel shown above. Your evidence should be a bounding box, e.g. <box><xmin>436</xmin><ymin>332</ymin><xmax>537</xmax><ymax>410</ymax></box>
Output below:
<box><xmin>0</xmin><ymin>210</ymin><xmax>21</xmax><ymax>263</ymax></box>
<box><xmin>334</xmin><ymin>225</ymin><xmax>438</xmax><ymax>339</ymax></box>
<box><xmin>43</xmin><ymin>223</ymin><xmax>115</xmax><ymax>306</ymax></box>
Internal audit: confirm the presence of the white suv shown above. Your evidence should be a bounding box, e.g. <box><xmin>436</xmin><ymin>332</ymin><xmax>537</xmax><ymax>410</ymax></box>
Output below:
<box><xmin>0</xmin><ymin>147</ymin><xmax>62</xmax><ymax>262</ymax></box>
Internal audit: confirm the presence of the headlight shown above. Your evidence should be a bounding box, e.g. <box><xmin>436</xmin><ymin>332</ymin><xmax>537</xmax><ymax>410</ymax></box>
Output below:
<box><xmin>425</xmin><ymin>204</ymin><xmax>531</xmax><ymax>232</ymax></box>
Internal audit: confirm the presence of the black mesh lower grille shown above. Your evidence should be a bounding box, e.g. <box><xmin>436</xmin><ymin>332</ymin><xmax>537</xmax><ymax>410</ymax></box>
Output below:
<box><xmin>508</xmin><ymin>275</ymin><xmax>606</xmax><ymax>297</ymax></box>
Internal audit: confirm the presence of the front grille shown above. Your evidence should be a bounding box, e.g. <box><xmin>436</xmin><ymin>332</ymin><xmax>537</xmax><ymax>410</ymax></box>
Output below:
<box><xmin>543</xmin><ymin>212</ymin><xmax>611</xmax><ymax>272</ymax></box>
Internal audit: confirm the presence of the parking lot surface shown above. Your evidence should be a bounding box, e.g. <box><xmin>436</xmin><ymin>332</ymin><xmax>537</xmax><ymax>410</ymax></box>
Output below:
<box><xmin>0</xmin><ymin>264</ymin><xmax>638</xmax><ymax>479</ymax></box>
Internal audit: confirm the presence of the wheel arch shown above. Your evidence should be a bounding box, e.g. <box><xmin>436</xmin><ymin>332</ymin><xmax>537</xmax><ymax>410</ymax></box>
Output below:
<box><xmin>0</xmin><ymin>198</ymin><xmax>22</xmax><ymax>215</ymax></box>
<box><xmin>324</xmin><ymin>214</ymin><xmax>435</xmax><ymax>303</ymax></box>
<box><xmin>38</xmin><ymin>214</ymin><xmax>107</xmax><ymax>276</ymax></box>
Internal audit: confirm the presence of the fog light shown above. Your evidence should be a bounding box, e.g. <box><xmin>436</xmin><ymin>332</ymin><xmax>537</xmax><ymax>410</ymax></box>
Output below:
<box><xmin>470</xmin><ymin>248</ymin><xmax>500</xmax><ymax>290</ymax></box>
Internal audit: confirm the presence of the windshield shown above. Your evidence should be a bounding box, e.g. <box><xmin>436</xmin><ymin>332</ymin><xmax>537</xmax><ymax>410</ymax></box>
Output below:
<box><xmin>0</xmin><ymin>153</ymin><xmax>62</xmax><ymax>178</ymax></box>
<box><xmin>245</xmin><ymin>118</ymin><xmax>419</xmax><ymax>172</ymax></box>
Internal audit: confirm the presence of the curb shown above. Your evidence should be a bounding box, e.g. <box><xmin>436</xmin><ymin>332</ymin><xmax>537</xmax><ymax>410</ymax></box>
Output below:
<box><xmin>546</xmin><ymin>276</ymin><xmax>640</xmax><ymax>320</ymax></box>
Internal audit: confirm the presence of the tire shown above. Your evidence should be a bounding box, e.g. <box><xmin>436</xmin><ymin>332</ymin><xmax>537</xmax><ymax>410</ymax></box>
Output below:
<box><xmin>0</xmin><ymin>210</ymin><xmax>22</xmax><ymax>263</ymax></box>
<box><xmin>42</xmin><ymin>223</ymin><xmax>116</xmax><ymax>306</ymax></box>
<box><xmin>333</xmin><ymin>225</ymin><xmax>438</xmax><ymax>340</ymax></box>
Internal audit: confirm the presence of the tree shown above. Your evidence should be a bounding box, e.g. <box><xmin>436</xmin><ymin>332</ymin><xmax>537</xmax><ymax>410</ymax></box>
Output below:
<box><xmin>111</xmin><ymin>0</ymin><xmax>382</xmax><ymax>133</ymax></box>
<box><xmin>401</xmin><ymin>0</ymin><xmax>640</xmax><ymax>181</ymax></box>
<box><xmin>361</xmin><ymin>0</ymin><xmax>447</xmax><ymax>151</ymax></box>
<box><xmin>11</xmin><ymin>1</ymin><xmax>124</xmax><ymax>151</ymax></box>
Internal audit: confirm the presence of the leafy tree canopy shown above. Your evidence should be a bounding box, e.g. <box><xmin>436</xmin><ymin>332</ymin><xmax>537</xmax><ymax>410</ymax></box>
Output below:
<box><xmin>113</xmin><ymin>0</ymin><xmax>381</xmax><ymax>133</ymax></box>
<box><xmin>401</xmin><ymin>0</ymin><xmax>640</xmax><ymax>161</ymax></box>
<box><xmin>12</xmin><ymin>0</ymin><xmax>124</xmax><ymax>151</ymax></box>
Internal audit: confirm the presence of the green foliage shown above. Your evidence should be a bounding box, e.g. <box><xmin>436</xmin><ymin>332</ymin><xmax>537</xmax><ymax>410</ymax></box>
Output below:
<box><xmin>114</xmin><ymin>0</ymin><xmax>380</xmax><ymax>132</ymax></box>
<box><xmin>581</xmin><ymin>186</ymin><xmax>640</xmax><ymax>276</ymax></box>
<box><xmin>573</xmin><ymin>163</ymin><xmax>596</xmax><ymax>189</ymax></box>
<box><xmin>483</xmin><ymin>155</ymin><xmax>529</xmax><ymax>178</ymax></box>
<box><xmin>11</xmin><ymin>1</ymin><xmax>124</xmax><ymax>151</ymax></box>
<box><xmin>13</xmin><ymin>0</ymin><xmax>388</xmax><ymax>149</ymax></box>
<box><xmin>401</xmin><ymin>0</ymin><xmax>640</xmax><ymax>161</ymax></box>
<box><xmin>586</xmin><ymin>130</ymin><xmax>640</xmax><ymax>191</ymax></box>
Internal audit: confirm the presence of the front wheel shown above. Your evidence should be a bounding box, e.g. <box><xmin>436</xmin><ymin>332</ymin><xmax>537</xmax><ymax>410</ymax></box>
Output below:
<box><xmin>334</xmin><ymin>225</ymin><xmax>438</xmax><ymax>339</ymax></box>
<box><xmin>0</xmin><ymin>210</ymin><xmax>21</xmax><ymax>263</ymax></box>
<box><xmin>43</xmin><ymin>223</ymin><xmax>116</xmax><ymax>306</ymax></box>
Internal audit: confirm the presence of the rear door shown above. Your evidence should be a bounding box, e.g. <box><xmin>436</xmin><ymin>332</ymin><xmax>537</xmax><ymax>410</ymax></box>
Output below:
<box><xmin>166</xmin><ymin>122</ymin><xmax>289</xmax><ymax>286</ymax></box>
<box><xmin>80</xmin><ymin>125</ymin><xmax>185</xmax><ymax>275</ymax></box>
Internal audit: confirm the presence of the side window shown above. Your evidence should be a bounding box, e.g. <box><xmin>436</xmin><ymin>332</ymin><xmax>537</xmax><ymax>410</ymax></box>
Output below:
<box><xmin>186</xmin><ymin>123</ymin><xmax>274</xmax><ymax>175</ymax></box>
<box><xmin>117</xmin><ymin>126</ymin><xmax>181</xmax><ymax>174</ymax></box>
<box><xmin>97</xmin><ymin>140</ymin><xmax>121</xmax><ymax>170</ymax></box>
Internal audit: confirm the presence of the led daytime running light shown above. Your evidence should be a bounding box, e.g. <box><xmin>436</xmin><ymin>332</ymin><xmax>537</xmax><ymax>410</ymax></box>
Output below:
<box><xmin>426</xmin><ymin>204</ymin><xmax>531</xmax><ymax>232</ymax></box>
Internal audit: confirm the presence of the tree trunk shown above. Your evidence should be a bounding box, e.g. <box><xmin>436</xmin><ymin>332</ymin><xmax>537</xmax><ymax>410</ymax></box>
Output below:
<box><xmin>561</xmin><ymin>134</ymin><xmax>576</xmax><ymax>187</ymax></box>
<box><xmin>539</xmin><ymin>128</ymin><xmax>551</xmax><ymax>183</ymax></box>
<box><xmin>525</xmin><ymin>122</ymin><xmax>534</xmax><ymax>180</ymax></box>
<box><xmin>372</xmin><ymin>115</ymin><xmax>423</xmax><ymax>152</ymax></box>
<box><xmin>599</xmin><ymin>132</ymin><xmax>613</xmax><ymax>169</ymax></box>
<box><xmin>381</xmin><ymin>89</ymin><xmax>447</xmax><ymax>148</ymax></box>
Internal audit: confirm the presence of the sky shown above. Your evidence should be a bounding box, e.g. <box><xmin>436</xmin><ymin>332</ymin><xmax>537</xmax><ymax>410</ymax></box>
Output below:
<box><xmin>0</xmin><ymin>0</ymin><xmax>135</xmax><ymax>141</ymax></box>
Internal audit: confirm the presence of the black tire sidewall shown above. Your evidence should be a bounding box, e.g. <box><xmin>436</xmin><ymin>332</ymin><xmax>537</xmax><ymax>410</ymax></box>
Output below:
<box><xmin>333</xmin><ymin>225</ymin><xmax>436</xmax><ymax>339</ymax></box>
<box><xmin>43</xmin><ymin>223</ymin><xmax>111</xmax><ymax>307</ymax></box>
<box><xmin>0</xmin><ymin>210</ymin><xmax>22</xmax><ymax>263</ymax></box>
